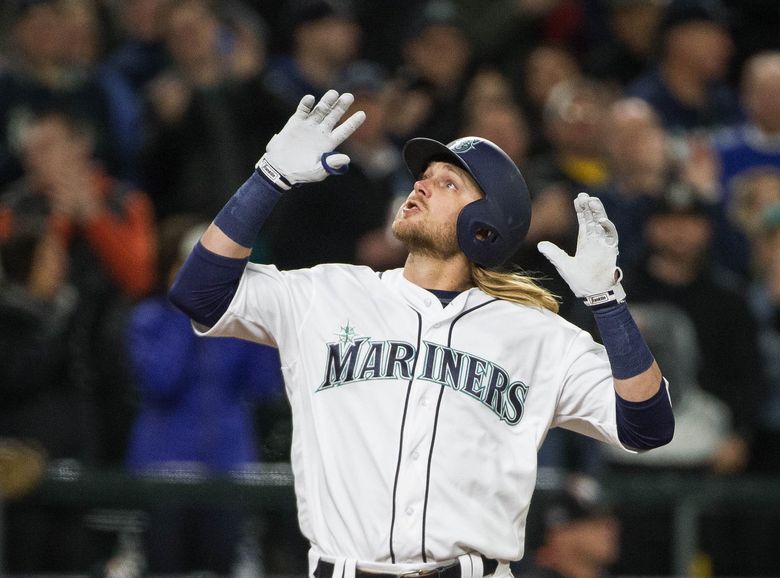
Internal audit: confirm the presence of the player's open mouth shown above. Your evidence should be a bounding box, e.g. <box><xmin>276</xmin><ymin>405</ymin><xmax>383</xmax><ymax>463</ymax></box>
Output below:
<box><xmin>402</xmin><ymin>199</ymin><xmax>422</xmax><ymax>214</ymax></box>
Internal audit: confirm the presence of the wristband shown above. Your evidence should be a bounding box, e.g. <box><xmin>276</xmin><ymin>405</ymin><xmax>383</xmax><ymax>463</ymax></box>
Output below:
<box><xmin>213</xmin><ymin>169</ymin><xmax>283</xmax><ymax>247</ymax></box>
<box><xmin>592</xmin><ymin>301</ymin><xmax>654</xmax><ymax>379</ymax></box>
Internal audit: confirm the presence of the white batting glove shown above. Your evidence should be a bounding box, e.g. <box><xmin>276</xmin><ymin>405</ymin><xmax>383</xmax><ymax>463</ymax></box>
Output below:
<box><xmin>537</xmin><ymin>192</ymin><xmax>626</xmax><ymax>306</ymax></box>
<box><xmin>256</xmin><ymin>90</ymin><xmax>366</xmax><ymax>190</ymax></box>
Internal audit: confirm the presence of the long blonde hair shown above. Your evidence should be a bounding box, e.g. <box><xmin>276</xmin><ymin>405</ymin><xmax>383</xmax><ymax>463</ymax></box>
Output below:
<box><xmin>471</xmin><ymin>263</ymin><xmax>560</xmax><ymax>313</ymax></box>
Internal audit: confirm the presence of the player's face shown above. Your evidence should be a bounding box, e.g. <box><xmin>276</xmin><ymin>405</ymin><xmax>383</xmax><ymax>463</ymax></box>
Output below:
<box><xmin>391</xmin><ymin>161</ymin><xmax>482</xmax><ymax>259</ymax></box>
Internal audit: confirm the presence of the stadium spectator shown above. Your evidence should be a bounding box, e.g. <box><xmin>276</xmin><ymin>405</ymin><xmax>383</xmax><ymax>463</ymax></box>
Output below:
<box><xmin>336</xmin><ymin>60</ymin><xmax>409</xmax><ymax>270</ymax></box>
<box><xmin>740</xmin><ymin>204</ymin><xmax>780</xmax><ymax>578</ymax></box>
<box><xmin>517</xmin><ymin>44</ymin><xmax>582</xmax><ymax>156</ymax></box>
<box><xmin>60</xmin><ymin>0</ymin><xmax>144</xmax><ymax>183</ymax></box>
<box><xmin>729</xmin><ymin>168</ymin><xmax>780</xmax><ymax>252</ymax></box>
<box><xmin>141</xmin><ymin>0</ymin><xmax>289</xmax><ymax>221</ymax></box>
<box><xmin>0</xmin><ymin>222</ymin><xmax>89</xmax><ymax>462</ymax></box>
<box><xmin>706</xmin><ymin>167</ymin><xmax>780</xmax><ymax>281</ymax></box>
<box><xmin>460</xmin><ymin>71</ymin><xmax>530</xmax><ymax>170</ymax></box>
<box><xmin>596</xmin><ymin>97</ymin><xmax>719</xmax><ymax>273</ymax></box>
<box><xmin>125</xmin><ymin>214</ymin><xmax>284</xmax><ymax>574</ymax></box>
<box><xmin>263</xmin><ymin>0</ymin><xmax>361</xmax><ymax>106</ymax></box>
<box><xmin>519</xmin><ymin>474</ymin><xmax>620</xmax><ymax>578</ymax></box>
<box><xmin>385</xmin><ymin>0</ymin><xmax>474</xmax><ymax>145</ymax></box>
<box><xmin>626</xmin><ymin>186</ymin><xmax>765</xmax><ymax>472</ymax></box>
<box><xmin>747</xmin><ymin>203</ymin><xmax>780</xmax><ymax>474</ymax></box>
<box><xmin>0</xmin><ymin>219</ymin><xmax>96</xmax><ymax>573</ymax></box>
<box><xmin>525</xmin><ymin>77</ymin><xmax>614</xmax><ymax>194</ymax></box>
<box><xmin>712</xmin><ymin>51</ymin><xmax>780</xmax><ymax>205</ymax></box>
<box><xmin>586</xmin><ymin>0</ymin><xmax>665</xmax><ymax>88</ymax></box>
<box><xmin>0</xmin><ymin>108</ymin><xmax>156</xmax><ymax>464</ymax></box>
<box><xmin>104</xmin><ymin>0</ymin><xmax>170</xmax><ymax>94</ymax></box>
<box><xmin>596</xmin><ymin>98</ymin><xmax>670</xmax><ymax>271</ymax></box>
<box><xmin>603</xmin><ymin>301</ymin><xmax>738</xmax><ymax>575</ymax></box>
<box><xmin>626</xmin><ymin>0</ymin><xmax>742</xmax><ymax>135</ymax></box>
<box><xmin>513</xmin><ymin>78</ymin><xmax>615</xmax><ymax>327</ymax></box>
<box><xmin>0</xmin><ymin>0</ymin><xmax>124</xmax><ymax>188</ymax></box>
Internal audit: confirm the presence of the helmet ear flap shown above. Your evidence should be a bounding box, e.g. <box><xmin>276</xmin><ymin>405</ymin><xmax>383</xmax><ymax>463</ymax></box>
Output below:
<box><xmin>457</xmin><ymin>200</ymin><xmax>508</xmax><ymax>268</ymax></box>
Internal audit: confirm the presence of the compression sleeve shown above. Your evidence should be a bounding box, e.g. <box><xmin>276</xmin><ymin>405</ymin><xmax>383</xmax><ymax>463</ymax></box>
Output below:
<box><xmin>592</xmin><ymin>301</ymin><xmax>675</xmax><ymax>450</ymax></box>
<box><xmin>168</xmin><ymin>241</ymin><xmax>248</xmax><ymax>328</ymax></box>
<box><xmin>615</xmin><ymin>379</ymin><xmax>675</xmax><ymax>450</ymax></box>
<box><xmin>169</xmin><ymin>169</ymin><xmax>284</xmax><ymax>326</ymax></box>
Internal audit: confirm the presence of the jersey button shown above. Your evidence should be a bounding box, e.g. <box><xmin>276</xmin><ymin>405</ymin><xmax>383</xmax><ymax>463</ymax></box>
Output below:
<box><xmin>420</xmin><ymin>398</ymin><xmax>428</xmax><ymax>407</ymax></box>
<box><xmin>411</xmin><ymin>450</ymin><xmax>420</xmax><ymax>460</ymax></box>
<box><xmin>424</xmin><ymin>298</ymin><xmax>432</xmax><ymax>307</ymax></box>
<box><xmin>405</xmin><ymin>507</ymin><xmax>414</xmax><ymax>516</ymax></box>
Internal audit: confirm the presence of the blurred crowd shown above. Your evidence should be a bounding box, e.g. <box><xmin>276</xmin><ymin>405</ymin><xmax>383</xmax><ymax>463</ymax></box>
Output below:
<box><xmin>1</xmin><ymin>0</ymin><xmax>780</xmax><ymax>575</ymax></box>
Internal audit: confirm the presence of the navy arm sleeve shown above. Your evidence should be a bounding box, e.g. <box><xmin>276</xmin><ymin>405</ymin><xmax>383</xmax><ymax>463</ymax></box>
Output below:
<box><xmin>168</xmin><ymin>242</ymin><xmax>248</xmax><ymax>328</ymax></box>
<box><xmin>168</xmin><ymin>169</ymin><xmax>284</xmax><ymax>327</ymax></box>
<box><xmin>592</xmin><ymin>301</ymin><xmax>675</xmax><ymax>450</ymax></box>
<box><xmin>616</xmin><ymin>379</ymin><xmax>675</xmax><ymax>450</ymax></box>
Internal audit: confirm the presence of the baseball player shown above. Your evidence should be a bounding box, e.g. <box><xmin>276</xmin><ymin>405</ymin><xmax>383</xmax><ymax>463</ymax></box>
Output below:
<box><xmin>170</xmin><ymin>90</ymin><xmax>674</xmax><ymax>576</ymax></box>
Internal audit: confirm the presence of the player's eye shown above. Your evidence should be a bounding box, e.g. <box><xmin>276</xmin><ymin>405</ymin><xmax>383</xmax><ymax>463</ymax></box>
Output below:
<box><xmin>446</xmin><ymin>181</ymin><xmax>458</xmax><ymax>191</ymax></box>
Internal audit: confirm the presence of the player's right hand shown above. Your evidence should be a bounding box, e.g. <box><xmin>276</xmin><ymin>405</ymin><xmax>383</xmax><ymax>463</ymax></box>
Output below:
<box><xmin>256</xmin><ymin>90</ymin><xmax>366</xmax><ymax>190</ymax></box>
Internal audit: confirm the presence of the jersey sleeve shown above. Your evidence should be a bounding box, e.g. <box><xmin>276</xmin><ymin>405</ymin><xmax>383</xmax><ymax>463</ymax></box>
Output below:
<box><xmin>193</xmin><ymin>262</ymin><xmax>315</xmax><ymax>359</ymax></box>
<box><xmin>552</xmin><ymin>330</ymin><xmax>636</xmax><ymax>452</ymax></box>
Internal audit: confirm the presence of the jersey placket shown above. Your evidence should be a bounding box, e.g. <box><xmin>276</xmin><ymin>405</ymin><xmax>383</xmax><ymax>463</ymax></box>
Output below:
<box><xmin>390</xmin><ymin>316</ymin><xmax>456</xmax><ymax>563</ymax></box>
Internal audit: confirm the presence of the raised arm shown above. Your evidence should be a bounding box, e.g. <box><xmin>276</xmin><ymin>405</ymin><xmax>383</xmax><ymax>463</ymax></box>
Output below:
<box><xmin>169</xmin><ymin>90</ymin><xmax>365</xmax><ymax>326</ymax></box>
<box><xmin>538</xmin><ymin>193</ymin><xmax>674</xmax><ymax>450</ymax></box>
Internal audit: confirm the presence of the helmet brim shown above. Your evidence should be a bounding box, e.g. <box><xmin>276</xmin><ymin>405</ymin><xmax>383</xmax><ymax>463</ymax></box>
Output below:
<box><xmin>403</xmin><ymin>138</ymin><xmax>476</xmax><ymax>185</ymax></box>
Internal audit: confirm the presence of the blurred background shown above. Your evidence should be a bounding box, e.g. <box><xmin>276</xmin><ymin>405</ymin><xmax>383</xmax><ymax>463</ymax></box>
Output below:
<box><xmin>0</xmin><ymin>0</ymin><xmax>779</xmax><ymax>576</ymax></box>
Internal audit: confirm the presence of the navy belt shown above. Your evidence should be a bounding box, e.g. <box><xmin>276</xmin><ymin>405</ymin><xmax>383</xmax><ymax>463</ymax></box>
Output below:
<box><xmin>315</xmin><ymin>557</ymin><xmax>499</xmax><ymax>578</ymax></box>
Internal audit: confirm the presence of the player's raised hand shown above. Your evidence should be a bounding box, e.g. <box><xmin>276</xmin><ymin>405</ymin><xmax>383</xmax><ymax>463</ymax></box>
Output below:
<box><xmin>257</xmin><ymin>90</ymin><xmax>366</xmax><ymax>190</ymax></box>
<box><xmin>537</xmin><ymin>192</ymin><xmax>626</xmax><ymax>306</ymax></box>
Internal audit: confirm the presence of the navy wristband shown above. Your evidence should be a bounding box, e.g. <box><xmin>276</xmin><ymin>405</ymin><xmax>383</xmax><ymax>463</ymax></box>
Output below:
<box><xmin>592</xmin><ymin>301</ymin><xmax>654</xmax><ymax>380</ymax></box>
<box><xmin>213</xmin><ymin>169</ymin><xmax>283</xmax><ymax>247</ymax></box>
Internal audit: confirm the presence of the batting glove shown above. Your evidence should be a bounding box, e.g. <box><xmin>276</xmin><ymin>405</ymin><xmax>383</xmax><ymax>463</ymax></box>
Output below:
<box><xmin>537</xmin><ymin>192</ymin><xmax>626</xmax><ymax>306</ymax></box>
<box><xmin>257</xmin><ymin>90</ymin><xmax>366</xmax><ymax>190</ymax></box>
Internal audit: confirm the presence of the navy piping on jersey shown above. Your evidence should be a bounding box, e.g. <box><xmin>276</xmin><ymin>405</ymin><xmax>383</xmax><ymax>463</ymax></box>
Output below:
<box><xmin>419</xmin><ymin>298</ymin><xmax>499</xmax><ymax>562</ymax></box>
<box><xmin>389</xmin><ymin>309</ymin><xmax>423</xmax><ymax>563</ymax></box>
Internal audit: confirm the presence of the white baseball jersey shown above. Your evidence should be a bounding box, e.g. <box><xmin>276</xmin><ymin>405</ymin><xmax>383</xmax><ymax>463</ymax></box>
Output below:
<box><xmin>195</xmin><ymin>263</ymin><xmax>631</xmax><ymax>566</ymax></box>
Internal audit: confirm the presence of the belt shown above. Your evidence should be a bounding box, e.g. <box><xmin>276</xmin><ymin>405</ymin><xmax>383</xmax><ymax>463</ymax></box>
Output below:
<box><xmin>315</xmin><ymin>557</ymin><xmax>499</xmax><ymax>578</ymax></box>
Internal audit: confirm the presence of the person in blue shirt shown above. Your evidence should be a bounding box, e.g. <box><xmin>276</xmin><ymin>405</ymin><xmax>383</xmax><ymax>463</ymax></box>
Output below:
<box><xmin>625</xmin><ymin>0</ymin><xmax>742</xmax><ymax>135</ymax></box>
<box><xmin>712</xmin><ymin>51</ymin><xmax>780</xmax><ymax>206</ymax></box>
<box><xmin>124</xmin><ymin>213</ymin><xmax>284</xmax><ymax>574</ymax></box>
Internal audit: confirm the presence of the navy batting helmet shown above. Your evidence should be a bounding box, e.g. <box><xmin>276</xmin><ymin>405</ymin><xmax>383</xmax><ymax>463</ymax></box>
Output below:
<box><xmin>402</xmin><ymin>136</ymin><xmax>531</xmax><ymax>268</ymax></box>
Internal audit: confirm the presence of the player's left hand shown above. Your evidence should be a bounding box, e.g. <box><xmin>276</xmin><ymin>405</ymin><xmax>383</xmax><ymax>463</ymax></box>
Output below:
<box><xmin>537</xmin><ymin>192</ymin><xmax>626</xmax><ymax>306</ymax></box>
<box><xmin>257</xmin><ymin>89</ymin><xmax>366</xmax><ymax>190</ymax></box>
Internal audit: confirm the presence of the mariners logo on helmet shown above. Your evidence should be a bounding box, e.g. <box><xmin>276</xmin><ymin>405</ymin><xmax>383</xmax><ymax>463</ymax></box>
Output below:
<box><xmin>450</xmin><ymin>138</ymin><xmax>479</xmax><ymax>153</ymax></box>
<box><xmin>403</xmin><ymin>136</ymin><xmax>532</xmax><ymax>268</ymax></box>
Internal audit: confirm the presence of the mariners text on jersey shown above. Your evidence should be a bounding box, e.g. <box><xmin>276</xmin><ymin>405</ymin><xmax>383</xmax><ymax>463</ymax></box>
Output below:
<box><xmin>195</xmin><ymin>263</ymin><xmax>629</xmax><ymax>565</ymax></box>
<box><xmin>318</xmin><ymin>337</ymin><xmax>530</xmax><ymax>425</ymax></box>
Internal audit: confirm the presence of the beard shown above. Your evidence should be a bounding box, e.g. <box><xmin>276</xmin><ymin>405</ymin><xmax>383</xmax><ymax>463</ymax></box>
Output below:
<box><xmin>391</xmin><ymin>216</ymin><xmax>461</xmax><ymax>260</ymax></box>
